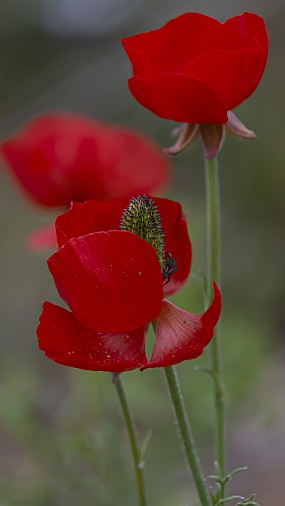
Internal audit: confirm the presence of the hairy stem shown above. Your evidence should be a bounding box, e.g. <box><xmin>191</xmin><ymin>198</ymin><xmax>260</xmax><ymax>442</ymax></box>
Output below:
<box><xmin>113</xmin><ymin>373</ymin><xmax>148</xmax><ymax>506</ymax></box>
<box><xmin>205</xmin><ymin>156</ymin><xmax>227</xmax><ymax>495</ymax></box>
<box><xmin>164</xmin><ymin>365</ymin><xmax>210</xmax><ymax>506</ymax></box>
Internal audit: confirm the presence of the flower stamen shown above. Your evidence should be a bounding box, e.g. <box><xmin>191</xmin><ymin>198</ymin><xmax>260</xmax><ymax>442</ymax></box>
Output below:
<box><xmin>162</xmin><ymin>252</ymin><xmax>178</xmax><ymax>285</ymax></box>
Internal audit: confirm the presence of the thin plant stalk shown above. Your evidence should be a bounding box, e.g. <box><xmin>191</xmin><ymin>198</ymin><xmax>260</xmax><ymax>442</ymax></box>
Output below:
<box><xmin>204</xmin><ymin>156</ymin><xmax>227</xmax><ymax>495</ymax></box>
<box><xmin>164</xmin><ymin>365</ymin><xmax>210</xmax><ymax>506</ymax></box>
<box><xmin>112</xmin><ymin>373</ymin><xmax>148</xmax><ymax>506</ymax></box>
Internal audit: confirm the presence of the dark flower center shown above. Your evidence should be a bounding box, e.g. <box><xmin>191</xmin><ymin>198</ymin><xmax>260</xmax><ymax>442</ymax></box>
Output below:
<box><xmin>162</xmin><ymin>252</ymin><xmax>178</xmax><ymax>285</ymax></box>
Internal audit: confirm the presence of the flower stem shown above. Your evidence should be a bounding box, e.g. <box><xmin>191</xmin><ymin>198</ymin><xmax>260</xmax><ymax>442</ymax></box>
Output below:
<box><xmin>164</xmin><ymin>365</ymin><xmax>210</xmax><ymax>506</ymax></box>
<box><xmin>204</xmin><ymin>156</ymin><xmax>227</xmax><ymax>494</ymax></box>
<box><xmin>112</xmin><ymin>373</ymin><xmax>148</xmax><ymax>506</ymax></box>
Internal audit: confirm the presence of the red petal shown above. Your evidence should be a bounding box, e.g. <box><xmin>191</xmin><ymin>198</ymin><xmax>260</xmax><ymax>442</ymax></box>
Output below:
<box><xmin>27</xmin><ymin>222</ymin><xmax>57</xmax><ymax>251</ymax></box>
<box><xmin>150</xmin><ymin>197</ymin><xmax>192</xmax><ymax>296</ymax></box>
<box><xmin>121</xmin><ymin>45</ymin><xmax>152</xmax><ymax>78</ymax></box>
<box><xmin>123</xmin><ymin>12</ymin><xmax>267</xmax><ymax>77</ymax></box>
<box><xmin>224</xmin><ymin>13</ymin><xmax>268</xmax><ymax>89</ymax></box>
<box><xmin>56</xmin><ymin>197</ymin><xmax>192</xmax><ymax>295</ymax></box>
<box><xmin>95</xmin><ymin>125</ymin><xmax>171</xmax><ymax>199</ymax></box>
<box><xmin>37</xmin><ymin>302</ymin><xmax>147</xmax><ymax>372</ymax></box>
<box><xmin>128</xmin><ymin>74</ymin><xmax>228</xmax><ymax>124</ymax></box>
<box><xmin>48</xmin><ymin>230</ymin><xmax>163</xmax><ymax>333</ymax></box>
<box><xmin>144</xmin><ymin>282</ymin><xmax>221</xmax><ymax>369</ymax></box>
<box><xmin>1</xmin><ymin>112</ymin><xmax>170</xmax><ymax>207</ymax></box>
<box><xmin>122</xmin><ymin>13</ymin><xmax>234</xmax><ymax>75</ymax></box>
<box><xmin>55</xmin><ymin>198</ymin><xmax>130</xmax><ymax>248</ymax></box>
<box><xmin>183</xmin><ymin>48</ymin><xmax>263</xmax><ymax>111</ymax></box>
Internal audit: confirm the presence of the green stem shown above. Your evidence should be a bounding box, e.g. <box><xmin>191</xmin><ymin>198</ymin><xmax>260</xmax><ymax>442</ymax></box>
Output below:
<box><xmin>164</xmin><ymin>366</ymin><xmax>210</xmax><ymax>506</ymax></box>
<box><xmin>112</xmin><ymin>373</ymin><xmax>148</xmax><ymax>506</ymax></box>
<box><xmin>204</xmin><ymin>156</ymin><xmax>227</xmax><ymax>494</ymax></box>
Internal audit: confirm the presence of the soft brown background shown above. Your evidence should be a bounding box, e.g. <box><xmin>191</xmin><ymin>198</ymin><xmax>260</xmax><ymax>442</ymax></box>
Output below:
<box><xmin>0</xmin><ymin>1</ymin><xmax>285</xmax><ymax>504</ymax></box>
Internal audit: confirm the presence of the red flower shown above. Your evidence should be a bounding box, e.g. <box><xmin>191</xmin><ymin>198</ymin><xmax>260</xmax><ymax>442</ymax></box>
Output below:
<box><xmin>2</xmin><ymin>112</ymin><xmax>171</xmax><ymax>206</ymax></box>
<box><xmin>122</xmin><ymin>12</ymin><xmax>268</xmax><ymax>124</ymax></box>
<box><xmin>36</xmin><ymin>196</ymin><xmax>221</xmax><ymax>372</ymax></box>
<box><xmin>1</xmin><ymin>112</ymin><xmax>171</xmax><ymax>249</ymax></box>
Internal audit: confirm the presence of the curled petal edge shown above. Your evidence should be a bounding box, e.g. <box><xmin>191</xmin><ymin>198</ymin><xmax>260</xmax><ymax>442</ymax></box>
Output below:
<box><xmin>226</xmin><ymin>111</ymin><xmax>257</xmax><ymax>139</ymax></box>
<box><xmin>143</xmin><ymin>281</ymin><xmax>221</xmax><ymax>369</ymax></box>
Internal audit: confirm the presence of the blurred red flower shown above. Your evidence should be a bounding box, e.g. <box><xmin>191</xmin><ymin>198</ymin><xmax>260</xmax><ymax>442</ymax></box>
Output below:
<box><xmin>1</xmin><ymin>112</ymin><xmax>171</xmax><ymax>249</ymax></box>
<box><xmin>122</xmin><ymin>12</ymin><xmax>268</xmax><ymax>124</ymax></box>
<box><xmin>37</xmin><ymin>196</ymin><xmax>221</xmax><ymax>372</ymax></box>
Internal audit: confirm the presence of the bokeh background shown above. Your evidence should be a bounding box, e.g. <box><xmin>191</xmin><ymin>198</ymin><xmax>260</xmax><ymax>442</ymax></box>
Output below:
<box><xmin>0</xmin><ymin>0</ymin><xmax>285</xmax><ymax>504</ymax></box>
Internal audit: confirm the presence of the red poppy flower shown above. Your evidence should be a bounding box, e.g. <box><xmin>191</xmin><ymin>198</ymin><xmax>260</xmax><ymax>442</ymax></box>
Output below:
<box><xmin>122</xmin><ymin>12</ymin><xmax>268</xmax><ymax>124</ymax></box>
<box><xmin>1</xmin><ymin>112</ymin><xmax>171</xmax><ymax>249</ymax></box>
<box><xmin>36</xmin><ymin>196</ymin><xmax>221</xmax><ymax>372</ymax></box>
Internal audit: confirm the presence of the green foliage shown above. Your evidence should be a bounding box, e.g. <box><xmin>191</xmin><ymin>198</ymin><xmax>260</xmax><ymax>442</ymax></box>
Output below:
<box><xmin>236</xmin><ymin>495</ymin><xmax>260</xmax><ymax>506</ymax></box>
<box><xmin>208</xmin><ymin>462</ymin><xmax>248</xmax><ymax>506</ymax></box>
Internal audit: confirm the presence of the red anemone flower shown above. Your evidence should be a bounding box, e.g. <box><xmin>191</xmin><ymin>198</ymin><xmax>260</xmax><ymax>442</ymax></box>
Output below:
<box><xmin>122</xmin><ymin>12</ymin><xmax>268</xmax><ymax>124</ymax></box>
<box><xmin>1</xmin><ymin>112</ymin><xmax>171</xmax><ymax>249</ymax></box>
<box><xmin>36</xmin><ymin>196</ymin><xmax>221</xmax><ymax>372</ymax></box>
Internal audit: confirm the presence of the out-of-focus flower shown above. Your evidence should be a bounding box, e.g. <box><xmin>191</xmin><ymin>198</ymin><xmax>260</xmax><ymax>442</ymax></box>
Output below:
<box><xmin>37</xmin><ymin>195</ymin><xmax>221</xmax><ymax>372</ymax></box>
<box><xmin>122</xmin><ymin>12</ymin><xmax>268</xmax><ymax>125</ymax></box>
<box><xmin>27</xmin><ymin>222</ymin><xmax>60</xmax><ymax>252</ymax></box>
<box><xmin>2</xmin><ymin>112</ymin><xmax>171</xmax><ymax>206</ymax></box>
<box><xmin>1</xmin><ymin>112</ymin><xmax>171</xmax><ymax>248</ymax></box>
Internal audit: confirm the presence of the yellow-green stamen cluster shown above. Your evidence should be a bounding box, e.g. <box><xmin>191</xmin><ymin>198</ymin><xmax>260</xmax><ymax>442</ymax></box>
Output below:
<box><xmin>120</xmin><ymin>195</ymin><xmax>165</xmax><ymax>270</ymax></box>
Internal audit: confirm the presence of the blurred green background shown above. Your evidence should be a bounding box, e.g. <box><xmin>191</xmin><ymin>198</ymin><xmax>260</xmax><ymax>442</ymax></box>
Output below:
<box><xmin>0</xmin><ymin>0</ymin><xmax>285</xmax><ymax>504</ymax></box>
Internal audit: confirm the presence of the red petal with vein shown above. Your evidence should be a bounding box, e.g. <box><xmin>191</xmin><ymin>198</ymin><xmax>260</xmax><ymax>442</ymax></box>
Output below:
<box><xmin>224</xmin><ymin>12</ymin><xmax>268</xmax><ymax>89</ymax></box>
<box><xmin>183</xmin><ymin>48</ymin><xmax>263</xmax><ymax>111</ymax></box>
<box><xmin>122</xmin><ymin>13</ymin><xmax>234</xmax><ymax>75</ymax></box>
<box><xmin>151</xmin><ymin>197</ymin><xmax>192</xmax><ymax>296</ymax></box>
<box><xmin>48</xmin><ymin>230</ymin><xmax>163</xmax><ymax>333</ymax></box>
<box><xmin>27</xmin><ymin>221</ymin><xmax>57</xmax><ymax>251</ymax></box>
<box><xmin>128</xmin><ymin>75</ymin><xmax>228</xmax><ymax>124</ymax></box>
<box><xmin>1</xmin><ymin>112</ymin><xmax>171</xmax><ymax>207</ymax></box>
<box><xmin>144</xmin><ymin>282</ymin><xmax>221</xmax><ymax>368</ymax></box>
<box><xmin>122</xmin><ymin>46</ymin><xmax>152</xmax><ymax>78</ymax></box>
<box><xmin>37</xmin><ymin>302</ymin><xmax>147</xmax><ymax>372</ymax></box>
<box><xmin>55</xmin><ymin>198</ymin><xmax>130</xmax><ymax>248</ymax></box>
